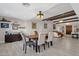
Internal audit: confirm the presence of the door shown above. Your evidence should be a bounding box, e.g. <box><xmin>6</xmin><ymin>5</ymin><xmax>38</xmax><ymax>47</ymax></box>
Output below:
<box><xmin>66</xmin><ymin>25</ymin><xmax>72</xmax><ymax>35</ymax></box>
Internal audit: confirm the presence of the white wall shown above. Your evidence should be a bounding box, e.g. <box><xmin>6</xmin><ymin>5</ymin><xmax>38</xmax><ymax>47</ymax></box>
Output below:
<box><xmin>55</xmin><ymin>21</ymin><xmax>79</xmax><ymax>35</ymax></box>
<box><xmin>70</xmin><ymin>4</ymin><xmax>79</xmax><ymax>33</ymax></box>
<box><xmin>0</xmin><ymin>17</ymin><xmax>54</xmax><ymax>35</ymax></box>
<box><xmin>24</xmin><ymin>21</ymin><xmax>53</xmax><ymax>35</ymax></box>
<box><xmin>0</xmin><ymin>16</ymin><xmax>53</xmax><ymax>43</ymax></box>
<box><xmin>0</xmin><ymin>29</ymin><xmax>5</xmax><ymax>44</ymax></box>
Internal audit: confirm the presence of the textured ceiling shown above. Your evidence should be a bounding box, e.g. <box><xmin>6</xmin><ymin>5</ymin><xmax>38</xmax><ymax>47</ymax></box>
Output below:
<box><xmin>0</xmin><ymin>3</ymin><xmax>57</xmax><ymax>20</ymax></box>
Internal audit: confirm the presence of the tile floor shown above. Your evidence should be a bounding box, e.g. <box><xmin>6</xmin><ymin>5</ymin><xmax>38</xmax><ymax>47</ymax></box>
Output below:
<box><xmin>0</xmin><ymin>36</ymin><xmax>79</xmax><ymax>56</ymax></box>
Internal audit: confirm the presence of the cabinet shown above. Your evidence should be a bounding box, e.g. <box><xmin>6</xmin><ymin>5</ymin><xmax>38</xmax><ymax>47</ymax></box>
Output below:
<box><xmin>5</xmin><ymin>34</ymin><xmax>22</xmax><ymax>43</ymax></box>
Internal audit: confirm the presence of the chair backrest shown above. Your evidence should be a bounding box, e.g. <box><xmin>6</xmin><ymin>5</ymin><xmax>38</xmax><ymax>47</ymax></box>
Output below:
<box><xmin>38</xmin><ymin>34</ymin><xmax>46</xmax><ymax>45</ymax></box>
<box><xmin>48</xmin><ymin>32</ymin><xmax>53</xmax><ymax>42</ymax></box>
<box><xmin>34</xmin><ymin>31</ymin><xmax>38</xmax><ymax>36</ymax></box>
<box><xmin>20</xmin><ymin>32</ymin><xmax>29</xmax><ymax>45</ymax></box>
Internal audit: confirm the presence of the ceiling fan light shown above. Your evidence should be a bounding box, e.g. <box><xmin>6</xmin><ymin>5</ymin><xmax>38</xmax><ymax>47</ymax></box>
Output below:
<box><xmin>37</xmin><ymin>15</ymin><xmax>44</xmax><ymax>19</ymax></box>
<box><xmin>37</xmin><ymin>11</ymin><xmax>44</xmax><ymax>20</ymax></box>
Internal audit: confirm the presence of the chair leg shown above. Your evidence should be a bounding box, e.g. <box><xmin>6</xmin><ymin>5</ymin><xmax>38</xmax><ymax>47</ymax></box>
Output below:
<box><xmin>38</xmin><ymin>46</ymin><xmax>40</xmax><ymax>53</ymax></box>
<box><xmin>25</xmin><ymin>46</ymin><xmax>27</xmax><ymax>54</ymax></box>
<box><xmin>23</xmin><ymin>44</ymin><xmax>27</xmax><ymax>54</ymax></box>
<box><xmin>23</xmin><ymin>44</ymin><xmax>24</xmax><ymax>51</ymax></box>
<box><xmin>43</xmin><ymin>44</ymin><xmax>45</xmax><ymax>50</ymax></box>
<box><xmin>33</xmin><ymin>45</ymin><xmax>35</xmax><ymax>50</ymax></box>
<box><xmin>50</xmin><ymin>41</ymin><xmax>53</xmax><ymax>46</ymax></box>
<box><xmin>48</xmin><ymin>42</ymin><xmax>50</xmax><ymax>48</ymax></box>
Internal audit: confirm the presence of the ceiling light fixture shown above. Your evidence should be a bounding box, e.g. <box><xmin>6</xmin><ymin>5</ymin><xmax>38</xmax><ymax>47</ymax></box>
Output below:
<box><xmin>66</xmin><ymin>23</ymin><xmax>71</xmax><ymax>25</ymax></box>
<box><xmin>22</xmin><ymin>3</ymin><xmax>30</xmax><ymax>7</ymax></box>
<box><xmin>37</xmin><ymin>11</ymin><xmax>44</xmax><ymax>20</ymax></box>
<box><xmin>59</xmin><ymin>20</ymin><xmax>63</xmax><ymax>22</ymax></box>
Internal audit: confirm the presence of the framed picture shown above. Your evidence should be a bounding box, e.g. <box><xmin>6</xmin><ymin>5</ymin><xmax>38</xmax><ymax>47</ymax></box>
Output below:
<box><xmin>12</xmin><ymin>23</ymin><xmax>19</xmax><ymax>30</ymax></box>
<box><xmin>1</xmin><ymin>23</ymin><xmax>9</xmax><ymax>28</ymax></box>
<box><xmin>32</xmin><ymin>22</ymin><xmax>37</xmax><ymax>29</ymax></box>
<box><xmin>12</xmin><ymin>26</ymin><xmax>18</xmax><ymax>30</ymax></box>
<box><xmin>44</xmin><ymin>23</ymin><xmax>47</xmax><ymax>29</ymax></box>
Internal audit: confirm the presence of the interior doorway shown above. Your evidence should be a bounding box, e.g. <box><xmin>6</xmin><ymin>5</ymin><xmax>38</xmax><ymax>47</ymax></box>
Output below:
<box><xmin>66</xmin><ymin>25</ymin><xmax>72</xmax><ymax>35</ymax></box>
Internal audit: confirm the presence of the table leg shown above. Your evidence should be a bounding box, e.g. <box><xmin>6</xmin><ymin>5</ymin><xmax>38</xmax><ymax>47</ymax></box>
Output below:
<box><xmin>77</xmin><ymin>34</ymin><xmax>78</xmax><ymax>39</ymax></box>
<box><xmin>36</xmin><ymin>40</ymin><xmax>38</xmax><ymax>53</ymax></box>
<box><xmin>29</xmin><ymin>38</ymin><xmax>31</xmax><ymax>47</ymax></box>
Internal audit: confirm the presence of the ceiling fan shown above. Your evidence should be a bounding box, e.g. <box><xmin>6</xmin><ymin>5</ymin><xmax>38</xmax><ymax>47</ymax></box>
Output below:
<box><xmin>0</xmin><ymin>18</ymin><xmax>11</xmax><ymax>22</ymax></box>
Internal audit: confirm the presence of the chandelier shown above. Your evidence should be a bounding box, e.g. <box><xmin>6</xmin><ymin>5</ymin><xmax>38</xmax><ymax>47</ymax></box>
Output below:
<box><xmin>37</xmin><ymin>11</ymin><xmax>44</xmax><ymax>20</ymax></box>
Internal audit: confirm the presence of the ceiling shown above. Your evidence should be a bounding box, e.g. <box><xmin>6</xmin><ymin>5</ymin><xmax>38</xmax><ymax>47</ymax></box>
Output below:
<box><xmin>43</xmin><ymin>10</ymin><xmax>76</xmax><ymax>21</ymax></box>
<box><xmin>0</xmin><ymin>3</ymin><xmax>57</xmax><ymax>20</ymax></box>
<box><xmin>42</xmin><ymin>3</ymin><xmax>79</xmax><ymax>24</ymax></box>
<box><xmin>43</xmin><ymin>3</ymin><xmax>75</xmax><ymax>19</ymax></box>
<box><xmin>31</xmin><ymin>3</ymin><xmax>76</xmax><ymax>21</ymax></box>
<box><xmin>0</xmin><ymin>3</ymin><xmax>76</xmax><ymax>21</ymax></box>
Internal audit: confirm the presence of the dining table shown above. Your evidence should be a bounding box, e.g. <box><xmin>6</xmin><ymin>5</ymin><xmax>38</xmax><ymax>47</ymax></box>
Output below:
<box><xmin>27</xmin><ymin>35</ymin><xmax>38</xmax><ymax>52</ymax></box>
<box><xmin>26</xmin><ymin>34</ymin><xmax>48</xmax><ymax>52</ymax></box>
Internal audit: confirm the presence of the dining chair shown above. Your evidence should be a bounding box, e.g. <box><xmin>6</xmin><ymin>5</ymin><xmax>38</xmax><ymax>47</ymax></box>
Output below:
<box><xmin>45</xmin><ymin>32</ymin><xmax>53</xmax><ymax>48</ymax></box>
<box><xmin>20</xmin><ymin>32</ymin><xmax>34</xmax><ymax>54</ymax></box>
<box><xmin>33</xmin><ymin>34</ymin><xmax>46</xmax><ymax>53</ymax></box>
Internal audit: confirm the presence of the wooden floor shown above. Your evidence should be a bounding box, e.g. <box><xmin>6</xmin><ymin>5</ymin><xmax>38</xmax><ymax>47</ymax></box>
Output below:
<box><xmin>0</xmin><ymin>36</ymin><xmax>79</xmax><ymax>56</ymax></box>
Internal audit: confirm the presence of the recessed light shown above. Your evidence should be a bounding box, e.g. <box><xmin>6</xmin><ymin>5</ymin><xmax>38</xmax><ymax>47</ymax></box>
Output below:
<box><xmin>66</xmin><ymin>23</ymin><xmax>71</xmax><ymax>25</ymax></box>
<box><xmin>59</xmin><ymin>20</ymin><xmax>63</xmax><ymax>22</ymax></box>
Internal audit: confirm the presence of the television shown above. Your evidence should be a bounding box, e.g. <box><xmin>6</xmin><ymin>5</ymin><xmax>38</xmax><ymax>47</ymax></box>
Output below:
<box><xmin>1</xmin><ymin>23</ymin><xmax>9</xmax><ymax>28</ymax></box>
